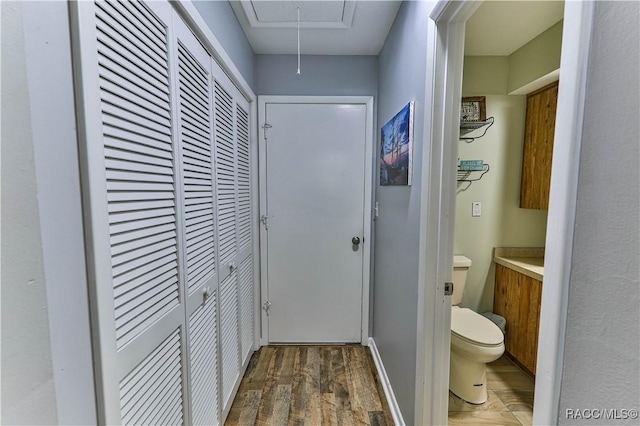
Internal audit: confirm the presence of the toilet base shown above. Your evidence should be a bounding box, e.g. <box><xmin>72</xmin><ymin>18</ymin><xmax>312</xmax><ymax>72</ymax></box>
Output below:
<box><xmin>449</xmin><ymin>350</ymin><xmax>489</xmax><ymax>404</ymax></box>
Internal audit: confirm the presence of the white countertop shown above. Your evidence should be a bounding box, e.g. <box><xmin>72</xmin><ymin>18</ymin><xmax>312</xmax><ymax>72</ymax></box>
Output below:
<box><xmin>493</xmin><ymin>247</ymin><xmax>544</xmax><ymax>281</ymax></box>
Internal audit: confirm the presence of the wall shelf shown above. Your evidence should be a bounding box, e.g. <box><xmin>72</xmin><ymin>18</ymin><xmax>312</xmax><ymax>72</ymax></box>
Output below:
<box><xmin>457</xmin><ymin>163</ymin><xmax>490</xmax><ymax>191</ymax></box>
<box><xmin>460</xmin><ymin>119</ymin><xmax>493</xmax><ymax>136</ymax></box>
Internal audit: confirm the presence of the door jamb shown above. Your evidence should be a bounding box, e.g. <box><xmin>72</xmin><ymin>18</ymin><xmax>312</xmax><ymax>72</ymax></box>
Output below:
<box><xmin>421</xmin><ymin>0</ymin><xmax>595</xmax><ymax>424</ymax></box>
<box><xmin>257</xmin><ymin>95</ymin><xmax>375</xmax><ymax>346</ymax></box>
<box><xmin>415</xmin><ymin>2</ymin><xmax>481</xmax><ymax>424</ymax></box>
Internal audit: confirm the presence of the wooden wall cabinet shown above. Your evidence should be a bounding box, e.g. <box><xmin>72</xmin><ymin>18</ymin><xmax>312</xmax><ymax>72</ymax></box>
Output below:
<box><xmin>493</xmin><ymin>264</ymin><xmax>542</xmax><ymax>376</ymax></box>
<box><xmin>520</xmin><ymin>81</ymin><xmax>559</xmax><ymax>210</ymax></box>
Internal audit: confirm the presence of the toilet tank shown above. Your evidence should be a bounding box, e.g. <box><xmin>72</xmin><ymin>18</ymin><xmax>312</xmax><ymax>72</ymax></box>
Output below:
<box><xmin>452</xmin><ymin>255</ymin><xmax>472</xmax><ymax>305</ymax></box>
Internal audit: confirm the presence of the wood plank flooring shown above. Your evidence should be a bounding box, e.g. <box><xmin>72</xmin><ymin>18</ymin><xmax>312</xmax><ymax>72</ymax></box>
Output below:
<box><xmin>225</xmin><ymin>345</ymin><xmax>394</xmax><ymax>426</ymax></box>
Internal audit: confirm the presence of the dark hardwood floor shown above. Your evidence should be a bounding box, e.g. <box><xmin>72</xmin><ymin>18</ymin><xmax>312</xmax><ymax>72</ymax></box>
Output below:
<box><xmin>225</xmin><ymin>345</ymin><xmax>394</xmax><ymax>426</ymax></box>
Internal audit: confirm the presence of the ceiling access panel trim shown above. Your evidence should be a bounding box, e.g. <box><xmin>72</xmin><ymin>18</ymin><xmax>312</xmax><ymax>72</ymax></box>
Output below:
<box><xmin>239</xmin><ymin>0</ymin><xmax>357</xmax><ymax>29</ymax></box>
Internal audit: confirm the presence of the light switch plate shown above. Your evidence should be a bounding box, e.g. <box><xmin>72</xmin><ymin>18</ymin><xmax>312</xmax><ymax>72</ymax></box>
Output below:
<box><xmin>472</xmin><ymin>201</ymin><xmax>482</xmax><ymax>217</ymax></box>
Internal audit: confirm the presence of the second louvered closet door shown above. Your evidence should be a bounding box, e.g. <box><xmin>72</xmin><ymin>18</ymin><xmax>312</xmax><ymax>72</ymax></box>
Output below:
<box><xmin>211</xmin><ymin>57</ymin><xmax>254</xmax><ymax>415</ymax></box>
<box><xmin>173</xmin><ymin>17</ymin><xmax>220</xmax><ymax>426</ymax></box>
<box><xmin>212</xmin><ymin>62</ymin><xmax>241</xmax><ymax>412</ymax></box>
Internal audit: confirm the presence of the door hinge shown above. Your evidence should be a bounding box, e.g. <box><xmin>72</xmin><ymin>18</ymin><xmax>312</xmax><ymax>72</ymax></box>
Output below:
<box><xmin>262</xmin><ymin>301</ymin><xmax>272</xmax><ymax>315</ymax></box>
<box><xmin>260</xmin><ymin>215</ymin><xmax>269</xmax><ymax>230</ymax></box>
<box><xmin>445</xmin><ymin>282</ymin><xmax>454</xmax><ymax>296</ymax></box>
<box><xmin>262</xmin><ymin>123</ymin><xmax>272</xmax><ymax>140</ymax></box>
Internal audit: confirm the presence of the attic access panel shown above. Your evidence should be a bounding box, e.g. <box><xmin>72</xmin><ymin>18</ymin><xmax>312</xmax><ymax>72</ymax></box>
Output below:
<box><xmin>241</xmin><ymin>0</ymin><xmax>357</xmax><ymax>28</ymax></box>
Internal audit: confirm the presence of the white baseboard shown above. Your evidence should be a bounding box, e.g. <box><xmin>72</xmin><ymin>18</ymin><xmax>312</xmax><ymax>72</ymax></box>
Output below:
<box><xmin>369</xmin><ymin>337</ymin><xmax>406</xmax><ymax>426</ymax></box>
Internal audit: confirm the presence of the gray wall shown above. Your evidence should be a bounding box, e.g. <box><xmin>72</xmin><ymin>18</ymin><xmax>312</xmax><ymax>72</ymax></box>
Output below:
<box><xmin>373</xmin><ymin>1</ymin><xmax>431</xmax><ymax>423</ymax></box>
<box><xmin>255</xmin><ymin>54</ymin><xmax>378</xmax><ymax>96</ymax></box>
<box><xmin>558</xmin><ymin>1</ymin><xmax>640</xmax><ymax>423</ymax></box>
<box><xmin>1</xmin><ymin>1</ymin><xmax>96</xmax><ymax>424</ymax></box>
<box><xmin>193</xmin><ymin>0</ymin><xmax>255</xmax><ymax>90</ymax></box>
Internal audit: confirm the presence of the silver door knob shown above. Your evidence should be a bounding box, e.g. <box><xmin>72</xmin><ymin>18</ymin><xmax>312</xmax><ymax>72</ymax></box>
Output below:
<box><xmin>352</xmin><ymin>236</ymin><xmax>361</xmax><ymax>245</ymax></box>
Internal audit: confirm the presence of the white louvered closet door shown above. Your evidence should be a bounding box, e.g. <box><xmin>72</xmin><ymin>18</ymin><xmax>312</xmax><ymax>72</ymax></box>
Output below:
<box><xmin>173</xmin><ymin>16</ymin><xmax>220</xmax><ymax>426</ymax></box>
<box><xmin>212</xmin><ymin>61</ymin><xmax>241</xmax><ymax>411</ymax></box>
<box><xmin>235</xmin><ymin>96</ymin><xmax>255</xmax><ymax>364</ymax></box>
<box><xmin>75</xmin><ymin>1</ymin><xmax>188</xmax><ymax>424</ymax></box>
<box><xmin>212</xmin><ymin>62</ymin><xmax>254</xmax><ymax>412</ymax></box>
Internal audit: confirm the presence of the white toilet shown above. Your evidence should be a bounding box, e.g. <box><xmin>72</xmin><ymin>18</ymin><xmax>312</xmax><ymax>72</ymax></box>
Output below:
<box><xmin>449</xmin><ymin>255</ymin><xmax>505</xmax><ymax>404</ymax></box>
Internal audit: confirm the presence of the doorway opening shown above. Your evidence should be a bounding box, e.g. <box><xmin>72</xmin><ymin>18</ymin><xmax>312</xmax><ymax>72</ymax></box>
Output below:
<box><xmin>450</xmin><ymin>2</ymin><xmax>564</xmax><ymax>424</ymax></box>
<box><xmin>424</xmin><ymin>0</ymin><xmax>595</xmax><ymax>424</ymax></box>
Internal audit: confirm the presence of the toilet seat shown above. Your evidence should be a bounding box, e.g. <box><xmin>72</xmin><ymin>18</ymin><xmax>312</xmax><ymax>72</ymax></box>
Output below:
<box><xmin>451</xmin><ymin>306</ymin><xmax>503</xmax><ymax>347</ymax></box>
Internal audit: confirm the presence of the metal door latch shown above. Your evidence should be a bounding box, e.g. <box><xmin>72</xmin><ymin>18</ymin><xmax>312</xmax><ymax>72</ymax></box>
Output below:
<box><xmin>444</xmin><ymin>282</ymin><xmax>454</xmax><ymax>296</ymax></box>
<box><xmin>260</xmin><ymin>215</ymin><xmax>269</xmax><ymax>230</ymax></box>
<box><xmin>262</xmin><ymin>301</ymin><xmax>272</xmax><ymax>315</ymax></box>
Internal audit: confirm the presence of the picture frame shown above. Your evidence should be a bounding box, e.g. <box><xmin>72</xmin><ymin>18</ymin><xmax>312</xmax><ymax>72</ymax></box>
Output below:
<box><xmin>461</xmin><ymin>96</ymin><xmax>486</xmax><ymax>122</ymax></box>
<box><xmin>380</xmin><ymin>102</ymin><xmax>414</xmax><ymax>186</ymax></box>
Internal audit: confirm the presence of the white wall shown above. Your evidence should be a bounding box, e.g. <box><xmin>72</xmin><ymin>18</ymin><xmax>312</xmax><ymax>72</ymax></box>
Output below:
<box><xmin>2</xmin><ymin>1</ymin><xmax>101</xmax><ymax>423</ymax></box>
<box><xmin>374</xmin><ymin>1</ymin><xmax>434</xmax><ymax>423</ymax></box>
<box><xmin>558</xmin><ymin>1</ymin><xmax>639</xmax><ymax>422</ymax></box>
<box><xmin>1</xmin><ymin>2</ymin><xmax>58</xmax><ymax>422</ymax></box>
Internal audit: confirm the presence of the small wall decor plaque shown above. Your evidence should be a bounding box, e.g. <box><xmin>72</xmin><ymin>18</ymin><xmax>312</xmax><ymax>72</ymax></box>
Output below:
<box><xmin>459</xmin><ymin>160</ymin><xmax>485</xmax><ymax>171</ymax></box>
<box><xmin>380</xmin><ymin>102</ymin><xmax>414</xmax><ymax>186</ymax></box>
<box><xmin>461</xmin><ymin>96</ymin><xmax>486</xmax><ymax>122</ymax></box>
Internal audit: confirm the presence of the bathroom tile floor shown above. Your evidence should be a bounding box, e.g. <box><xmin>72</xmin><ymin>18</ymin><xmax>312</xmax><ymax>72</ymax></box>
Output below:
<box><xmin>448</xmin><ymin>356</ymin><xmax>534</xmax><ymax>425</ymax></box>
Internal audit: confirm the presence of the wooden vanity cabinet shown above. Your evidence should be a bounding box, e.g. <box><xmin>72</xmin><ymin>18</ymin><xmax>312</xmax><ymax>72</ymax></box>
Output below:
<box><xmin>520</xmin><ymin>81</ymin><xmax>559</xmax><ymax>210</ymax></box>
<box><xmin>493</xmin><ymin>264</ymin><xmax>542</xmax><ymax>376</ymax></box>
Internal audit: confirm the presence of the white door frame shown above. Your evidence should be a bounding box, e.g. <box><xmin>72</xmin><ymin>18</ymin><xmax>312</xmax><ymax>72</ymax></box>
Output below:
<box><xmin>257</xmin><ymin>96</ymin><xmax>375</xmax><ymax>346</ymax></box>
<box><xmin>420</xmin><ymin>1</ymin><xmax>595</xmax><ymax>425</ymax></box>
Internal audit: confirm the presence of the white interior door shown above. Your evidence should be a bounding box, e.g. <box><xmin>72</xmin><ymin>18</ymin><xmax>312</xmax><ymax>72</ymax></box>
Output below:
<box><xmin>263</xmin><ymin>102</ymin><xmax>367</xmax><ymax>343</ymax></box>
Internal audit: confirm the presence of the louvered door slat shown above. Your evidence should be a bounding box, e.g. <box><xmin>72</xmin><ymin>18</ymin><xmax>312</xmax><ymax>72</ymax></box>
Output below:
<box><xmin>100</xmin><ymin>79</ymin><xmax>170</xmax><ymax>118</ymax></box>
<box><xmin>98</xmin><ymin>44</ymin><xmax>169</xmax><ymax>98</ymax></box>
<box><xmin>111</xmin><ymin>229</ymin><xmax>176</xmax><ymax>257</ymax></box>
<box><xmin>189</xmin><ymin>295</ymin><xmax>219</xmax><ymax>426</ymax></box>
<box><xmin>96</xmin><ymin>3</ymin><xmax>168</xmax><ymax>66</ymax></box>
<box><xmin>110</xmin><ymin>223</ymin><xmax>175</xmax><ymax>247</ymax></box>
<box><xmin>119</xmin><ymin>329</ymin><xmax>183</xmax><ymax>425</ymax></box>
<box><xmin>220</xmin><ymin>271</ymin><xmax>240</xmax><ymax>406</ymax></box>
<box><xmin>95</xmin><ymin>12</ymin><xmax>168</xmax><ymax>82</ymax></box>
<box><xmin>122</xmin><ymin>0</ymin><xmax>166</xmax><ymax>39</ymax></box>
<box><xmin>99</xmin><ymin>61</ymin><xmax>169</xmax><ymax>112</ymax></box>
<box><xmin>105</xmin><ymin>157</ymin><xmax>173</xmax><ymax>177</ymax></box>
<box><xmin>105</xmin><ymin>0</ymin><xmax>167</xmax><ymax>53</ymax></box>
<box><xmin>103</xmin><ymin>109</ymin><xmax>172</xmax><ymax>141</ymax></box>
<box><xmin>104</xmin><ymin>134</ymin><xmax>173</xmax><ymax>159</ymax></box>
<box><xmin>101</xmin><ymin>88</ymin><xmax>170</xmax><ymax>124</ymax></box>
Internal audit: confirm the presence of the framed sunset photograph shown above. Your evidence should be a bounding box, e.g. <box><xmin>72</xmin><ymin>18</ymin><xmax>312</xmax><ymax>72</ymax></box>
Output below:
<box><xmin>380</xmin><ymin>101</ymin><xmax>414</xmax><ymax>186</ymax></box>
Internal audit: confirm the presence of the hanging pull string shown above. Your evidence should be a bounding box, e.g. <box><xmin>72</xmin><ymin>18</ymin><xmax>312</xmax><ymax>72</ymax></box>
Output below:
<box><xmin>297</xmin><ymin>7</ymin><xmax>301</xmax><ymax>75</ymax></box>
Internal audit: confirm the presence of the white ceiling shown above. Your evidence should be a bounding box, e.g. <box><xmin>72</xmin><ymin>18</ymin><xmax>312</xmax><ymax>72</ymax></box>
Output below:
<box><xmin>465</xmin><ymin>1</ymin><xmax>565</xmax><ymax>56</ymax></box>
<box><xmin>229</xmin><ymin>0</ymin><xmax>564</xmax><ymax>57</ymax></box>
<box><xmin>230</xmin><ymin>0</ymin><xmax>402</xmax><ymax>55</ymax></box>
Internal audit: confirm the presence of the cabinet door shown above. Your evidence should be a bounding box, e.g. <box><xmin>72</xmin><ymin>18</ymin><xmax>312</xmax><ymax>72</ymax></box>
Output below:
<box><xmin>520</xmin><ymin>81</ymin><xmax>559</xmax><ymax>210</ymax></box>
<box><xmin>518</xmin><ymin>275</ymin><xmax>542</xmax><ymax>375</ymax></box>
<box><xmin>494</xmin><ymin>264</ymin><xmax>542</xmax><ymax>376</ymax></box>
<box><xmin>494</xmin><ymin>265</ymin><xmax>521</xmax><ymax>357</ymax></box>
